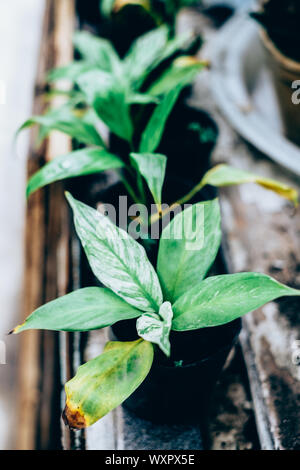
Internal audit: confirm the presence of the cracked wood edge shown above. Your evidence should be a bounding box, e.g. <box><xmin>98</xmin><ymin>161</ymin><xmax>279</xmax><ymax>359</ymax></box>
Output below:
<box><xmin>17</xmin><ymin>0</ymin><xmax>75</xmax><ymax>450</ymax></box>
<box><xmin>213</xmin><ymin>119</ymin><xmax>300</xmax><ymax>450</ymax></box>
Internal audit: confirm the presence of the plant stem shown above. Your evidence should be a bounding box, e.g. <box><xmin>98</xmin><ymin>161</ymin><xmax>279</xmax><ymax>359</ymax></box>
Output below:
<box><xmin>149</xmin><ymin>181</ymin><xmax>205</xmax><ymax>225</ymax></box>
<box><xmin>121</xmin><ymin>176</ymin><xmax>140</xmax><ymax>205</ymax></box>
<box><xmin>136</xmin><ymin>171</ymin><xmax>147</xmax><ymax>205</ymax></box>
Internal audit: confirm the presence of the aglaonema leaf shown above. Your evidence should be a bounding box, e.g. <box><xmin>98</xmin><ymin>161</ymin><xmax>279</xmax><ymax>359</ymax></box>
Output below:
<box><xmin>123</xmin><ymin>28</ymin><xmax>196</xmax><ymax>90</ymax></box>
<box><xmin>200</xmin><ymin>164</ymin><xmax>298</xmax><ymax>206</ymax></box>
<box><xmin>73</xmin><ymin>31</ymin><xmax>121</xmax><ymax>73</ymax></box>
<box><xmin>139</xmin><ymin>86</ymin><xmax>182</xmax><ymax>153</ymax></box>
<box><xmin>137</xmin><ymin>301</ymin><xmax>173</xmax><ymax>356</ymax></box>
<box><xmin>77</xmin><ymin>70</ymin><xmax>133</xmax><ymax>142</ymax></box>
<box><xmin>157</xmin><ymin>199</ymin><xmax>221</xmax><ymax>303</ymax></box>
<box><xmin>63</xmin><ymin>339</ymin><xmax>153</xmax><ymax>428</ymax></box>
<box><xmin>26</xmin><ymin>148</ymin><xmax>124</xmax><ymax>197</ymax></box>
<box><xmin>12</xmin><ymin>287</ymin><xmax>141</xmax><ymax>334</ymax></box>
<box><xmin>172</xmin><ymin>272</ymin><xmax>300</xmax><ymax>331</ymax></box>
<box><xmin>18</xmin><ymin>106</ymin><xmax>105</xmax><ymax>147</ymax></box>
<box><xmin>127</xmin><ymin>93</ymin><xmax>159</xmax><ymax>105</ymax></box>
<box><xmin>147</xmin><ymin>56</ymin><xmax>206</xmax><ymax>96</ymax></box>
<box><xmin>48</xmin><ymin>62</ymin><xmax>95</xmax><ymax>83</ymax></box>
<box><xmin>123</xmin><ymin>26</ymin><xmax>169</xmax><ymax>88</ymax></box>
<box><xmin>130</xmin><ymin>152</ymin><xmax>167</xmax><ymax>206</ymax></box>
<box><xmin>66</xmin><ymin>192</ymin><xmax>163</xmax><ymax>312</ymax></box>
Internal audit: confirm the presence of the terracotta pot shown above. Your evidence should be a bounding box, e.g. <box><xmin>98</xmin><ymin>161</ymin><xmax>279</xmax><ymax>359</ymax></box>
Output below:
<box><xmin>261</xmin><ymin>30</ymin><xmax>300</xmax><ymax>146</ymax></box>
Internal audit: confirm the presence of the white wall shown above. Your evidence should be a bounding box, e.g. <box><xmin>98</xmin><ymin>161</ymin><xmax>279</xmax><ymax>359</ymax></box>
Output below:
<box><xmin>0</xmin><ymin>0</ymin><xmax>45</xmax><ymax>450</ymax></box>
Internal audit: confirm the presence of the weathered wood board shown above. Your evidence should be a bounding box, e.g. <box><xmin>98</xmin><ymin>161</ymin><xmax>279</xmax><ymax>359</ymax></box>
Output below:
<box><xmin>17</xmin><ymin>0</ymin><xmax>75</xmax><ymax>450</ymax></box>
<box><xmin>216</xmin><ymin>140</ymin><xmax>300</xmax><ymax>450</ymax></box>
<box><xmin>0</xmin><ymin>0</ymin><xmax>46</xmax><ymax>451</ymax></box>
<box><xmin>183</xmin><ymin>6</ymin><xmax>300</xmax><ymax>450</ymax></box>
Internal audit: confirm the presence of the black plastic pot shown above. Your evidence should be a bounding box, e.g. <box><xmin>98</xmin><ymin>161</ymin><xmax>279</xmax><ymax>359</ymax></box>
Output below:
<box><xmin>110</xmin><ymin>317</ymin><xmax>242</xmax><ymax>424</ymax></box>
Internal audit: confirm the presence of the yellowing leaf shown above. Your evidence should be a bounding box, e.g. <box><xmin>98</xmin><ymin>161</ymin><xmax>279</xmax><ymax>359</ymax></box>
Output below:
<box><xmin>200</xmin><ymin>164</ymin><xmax>298</xmax><ymax>206</ymax></box>
<box><xmin>63</xmin><ymin>339</ymin><xmax>153</xmax><ymax>428</ymax></box>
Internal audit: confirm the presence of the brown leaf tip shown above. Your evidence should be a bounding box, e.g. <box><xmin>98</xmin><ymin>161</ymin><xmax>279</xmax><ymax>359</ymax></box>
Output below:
<box><xmin>62</xmin><ymin>404</ymin><xmax>87</xmax><ymax>430</ymax></box>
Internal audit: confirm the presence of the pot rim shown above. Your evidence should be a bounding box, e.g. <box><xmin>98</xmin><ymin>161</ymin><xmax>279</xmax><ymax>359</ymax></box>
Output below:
<box><xmin>260</xmin><ymin>29</ymin><xmax>300</xmax><ymax>73</ymax></box>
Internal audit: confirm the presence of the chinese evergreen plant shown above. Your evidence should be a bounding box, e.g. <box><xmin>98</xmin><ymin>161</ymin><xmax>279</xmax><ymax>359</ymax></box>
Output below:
<box><xmin>13</xmin><ymin>4</ymin><xmax>300</xmax><ymax>430</ymax></box>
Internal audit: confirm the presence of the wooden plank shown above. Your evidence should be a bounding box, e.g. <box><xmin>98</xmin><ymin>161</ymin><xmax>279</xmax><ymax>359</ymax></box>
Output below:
<box><xmin>216</xmin><ymin>142</ymin><xmax>300</xmax><ymax>450</ymax></box>
<box><xmin>17</xmin><ymin>0</ymin><xmax>75</xmax><ymax>450</ymax></box>
<box><xmin>177</xmin><ymin>6</ymin><xmax>300</xmax><ymax>449</ymax></box>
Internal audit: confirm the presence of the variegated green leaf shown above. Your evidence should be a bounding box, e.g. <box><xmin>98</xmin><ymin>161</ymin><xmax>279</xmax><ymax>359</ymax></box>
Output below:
<box><xmin>47</xmin><ymin>62</ymin><xmax>94</xmax><ymax>83</ymax></box>
<box><xmin>18</xmin><ymin>106</ymin><xmax>104</xmax><ymax>147</ymax></box>
<box><xmin>100</xmin><ymin>0</ymin><xmax>115</xmax><ymax>17</ymax></box>
<box><xmin>64</xmin><ymin>339</ymin><xmax>153</xmax><ymax>428</ymax></box>
<box><xmin>172</xmin><ymin>273</ymin><xmax>300</xmax><ymax>331</ymax></box>
<box><xmin>26</xmin><ymin>148</ymin><xmax>123</xmax><ymax>197</ymax></box>
<box><xmin>139</xmin><ymin>86</ymin><xmax>182</xmax><ymax>153</ymax></box>
<box><xmin>123</xmin><ymin>26</ymin><xmax>169</xmax><ymax>88</ymax></box>
<box><xmin>66</xmin><ymin>192</ymin><xmax>163</xmax><ymax>312</ymax></box>
<box><xmin>73</xmin><ymin>31</ymin><xmax>121</xmax><ymax>73</ymax></box>
<box><xmin>137</xmin><ymin>301</ymin><xmax>173</xmax><ymax>356</ymax></box>
<box><xmin>77</xmin><ymin>70</ymin><xmax>133</xmax><ymax>142</ymax></box>
<box><xmin>157</xmin><ymin>199</ymin><xmax>221</xmax><ymax>303</ymax></box>
<box><xmin>126</xmin><ymin>93</ymin><xmax>159</xmax><ymax>104</ymax></box>
<box><xmin>12</xmin><ymin>287</ymin><xmax>141</xmax><ymax>334</ymax></box>
<box><xmin>130</xmin><ymin>152</ymin><xmax>167</xmax><ymax>206</ymax></box>
<box><xmin>147</xmin><ymin>56</ymin><xmax>205</xmax><ymax>96</ymax></box>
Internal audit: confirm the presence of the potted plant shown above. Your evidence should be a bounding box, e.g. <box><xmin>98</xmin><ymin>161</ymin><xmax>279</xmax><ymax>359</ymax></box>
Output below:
<box><xmin>11</xmin><ymin>195</ymin><xmax>300</xmax><ymax>427</ymax></box>
<box><xmin>251</xmin><ymin>0</ymin><xmax>300</xmax><ymax>145</ymax></box>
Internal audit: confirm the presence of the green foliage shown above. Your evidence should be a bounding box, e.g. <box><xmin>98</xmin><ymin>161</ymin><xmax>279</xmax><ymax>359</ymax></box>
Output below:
<box><xmin>200</xmin><ymin>164</ymin><xmax>298</xmax><ymax>205</ymax></box>
<box><xmin>26</xmin><ymin>148</ymin><xmax>124</xmax><ymax>197</ymax></box>
<box><xmin>139</xmin><ymin>86</ymin><xmax>182</xmax><ymax>153</ymax></box>
<box><xmin>19</xmin><ymin>26</ymin><xmax>205</xmax><ymax>199</ymax></box>
<box><xmin>73</xmin><ymin>31</ymin><xmax>122</xmax><ymax>73</ymax></box>
<box><xmin>66</xmin><ymin>192</ymin><xmax>163</xmax><ymax>312</ymax></box>
<box><xmin>137</xmin><ymin>301</ymin><xmax>173</xmax><ymax>356</ymax></box>
<box><xmin>77</xmin><ymin>70</ymin><xmax>133</xmax><ymax>142</ymax></box>
<box><xmin>13</xmin><ymin>287</ymin><xmax>141</xmax><ymax>333</ymax></box>
<box><xmin>157</xmin><ymin>199</ymin><xmax>221</xmax><ymax>302</ymax></box>
<box><xmin>49</xmin><ymin>27</ymin><xmax>198</xmax><ymax>93</ymax></box>
<box><xmin>147</xmin><ymin>56</ymin><xmax>206</xmax><ymax>96</ymax></box>
<box><xmin>18</xmin><ymin>105</ymin><xmax>105</xmax><ymax>147</ymax></box>
<box><xmin>172</xmin><ymin>272</ymin><xmax>300</xmax><ymax>330</ymax></box>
